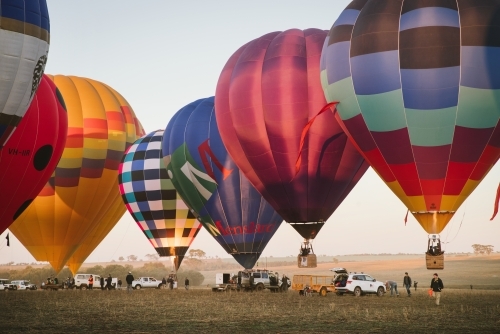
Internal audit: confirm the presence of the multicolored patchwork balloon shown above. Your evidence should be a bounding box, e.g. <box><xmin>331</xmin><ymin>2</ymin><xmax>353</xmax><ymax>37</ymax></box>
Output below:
<box><xmin>320</xmin><ymin>0</ymin><xmax>500</xmax><ymax>233</ymax></box>
<box><xmin>162</xmin><ymin>97</ymin><xmax>283</xmax><ymax>269</ymax></box>
<box><xmin>0</xmin><ymin>75</ymin><xmax>67</xmax><ymax>234</ymax></box>
<box><xmin>215</xmin><ymin>29</ymin><xmax>368</xmax><ymax>241</ymax></box>
<box><xmin>119</xmin><ymin>130</ymin><xmax>202</xmax><ymax>271</ymax></box>
<box><xmin>0</xmin><ymin>0</ymin><xmax>50</xmax><ymax>147</ymax></box>
<box><xmin>10</xmin><ymin>75</ymin><xmax>144</xmax><ymax>273</ymax></box>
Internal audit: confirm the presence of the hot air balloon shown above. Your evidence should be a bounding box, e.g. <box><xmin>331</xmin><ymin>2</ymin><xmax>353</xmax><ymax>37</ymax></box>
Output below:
<box><xmin>320</xmin><ymin>0</ymin><xmax>500</xmax><ymax>269</ymax></box>
<box><xmin>118</xmin><ymin>129</ymin><xmax>202</xmax><ymax>271</ymax></box>
<box><xmin>162</xmin><ymin>97</ymin><xmax>283</xmax><ymax>269</ymax></box>
<box><xmin>9</xmin><ymin>75</ymin><xmax>144</xmax><ymax>273</ymax></box>
<box><xmin>0</xmin><ymin>0</ymin><xmax>50</xmax><ymax>147</ymax></box>
<box><xmin>215</xmin><ymin>29</ymin><xmax>368</xmax><ymax>267</ymax></box>
<box><xmin>0</xmin><ymin>75</ymin><xmax>67</xmax><ymax>234</ymax></box>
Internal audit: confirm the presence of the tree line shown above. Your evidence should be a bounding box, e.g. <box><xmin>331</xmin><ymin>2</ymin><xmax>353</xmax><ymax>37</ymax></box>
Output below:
<box><xmin>0</xmin><ymin>262</ymin><xmax>204</xmax><ymax>286</ymax></box>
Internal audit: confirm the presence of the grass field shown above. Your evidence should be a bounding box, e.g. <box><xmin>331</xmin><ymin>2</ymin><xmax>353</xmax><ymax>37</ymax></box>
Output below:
<box><xmin>1</xmin><ymin>255</ymin><xmax>499</xmax><ymax>333</ymax></box>
<box><xmin>1</xmin><ymin>288</ymin><xmax>499</xmax><ymax>333</ymax></box>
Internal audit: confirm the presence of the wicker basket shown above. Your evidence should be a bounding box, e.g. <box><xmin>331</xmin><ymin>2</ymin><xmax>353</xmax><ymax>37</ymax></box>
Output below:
<box><xmin>426</xmin><ymin>253</ymin><xmax>444</xmax><ymax>270</ymax></box>
<box><xmin>297</xmin><ymin>254</ymin><xmax>317</xmax><ymax>268</ymax></box>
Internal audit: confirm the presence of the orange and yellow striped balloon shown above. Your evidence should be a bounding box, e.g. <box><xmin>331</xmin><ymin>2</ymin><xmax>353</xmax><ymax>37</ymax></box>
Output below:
<box><xmin>10</xmin><ymin>75</ymin><xmax>144</xmax><ymax>273</ymax></box>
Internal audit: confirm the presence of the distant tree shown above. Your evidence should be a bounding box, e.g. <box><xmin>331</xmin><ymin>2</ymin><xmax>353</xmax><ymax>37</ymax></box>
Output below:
<box><xmin>332</xmin><ymin>258</ymin><xmax>339</xmax><ymax>264</ymax></box>
<box><xmin>145</xmin><ymin>253</ymin><xmax>159</xmax><ymax>261</ymax></box>
<box><xmin>472</xmin><ymin>244</ymin><xmax>494</xmax><ymax>255</ymax></box>
<box><xmin>127</xmin><ymin>255</ymin><xmax>138</xmax><ymax>261</ymax></box>
<box><xmin>118</xmin><ymin>256</ymin><xmax>124</xmax><ymax>262</ymax></box>
<box><xmin>188</xmin><ymin>249</ymin><xmax>206</xmax><ymax>259</ymax></box>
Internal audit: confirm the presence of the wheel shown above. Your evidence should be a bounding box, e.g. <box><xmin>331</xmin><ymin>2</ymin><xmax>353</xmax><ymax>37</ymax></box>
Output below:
<box><xmin>81</xmin><ymin>285</ymin><xmax>87</xmax><ymax>291</ymax></box>
<box><xmin>135</xmin><ymin>285</ymin><xmax>141</xmax><ymax>290</ymax></box>
<box><xmin>377</xmin><ymin>286</ymin><xmax>384</xmax><ymax>297</ymax></box>
<box><xmin>255</xmin><ymin>284</ymin><xmax>264</xmax><ymax>292</ymax></box>
<box><xmin>354</xmin><ymin>287</ymin><xmax>362</xmax><ymax>297</ymax></box>
<box><xmin>13</xmin><ymin>286</ymin><xmax>17</xmax><ymax>291</ymax></box>
<box><xmin>319</xmin><ymin>287</ymin><xmax>327</xmax><ymax>297</ymax></box>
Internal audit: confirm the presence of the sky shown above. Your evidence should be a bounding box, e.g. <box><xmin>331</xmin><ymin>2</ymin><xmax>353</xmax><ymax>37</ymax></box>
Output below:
<box><xmin>1</xmin><ymin>0</ymin><xmax>500</xmax><ymax>265</ymax></box>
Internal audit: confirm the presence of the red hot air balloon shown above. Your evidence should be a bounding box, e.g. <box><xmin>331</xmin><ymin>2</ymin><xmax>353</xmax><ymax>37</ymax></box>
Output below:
<box><xmin>215</xmin><ymin>28</ymin><xmax>369</xmax><ymax>260</ymax></box>
<box><xmin>0</xmin><ymin>75</ymin><xmax>67</xmax><ymax>234</ymax></box>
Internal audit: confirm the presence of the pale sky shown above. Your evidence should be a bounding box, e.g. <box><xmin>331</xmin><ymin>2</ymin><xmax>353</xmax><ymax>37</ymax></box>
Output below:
<box><xmin>1</xmin><ymin>0</ymin><xmax>499</xmax><ymax>265</ymax></box>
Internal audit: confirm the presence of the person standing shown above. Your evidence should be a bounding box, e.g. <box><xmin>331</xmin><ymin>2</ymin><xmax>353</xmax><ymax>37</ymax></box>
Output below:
<box><xmin>385</xmin><ymin>280</ymin><xmax>399</xmax><ymax>297</ymax></box>
<box><xmin>105</xmin><ymin>274</ymin><xmax>112</xmax><ymax>290</ymax></box>
<box><xmin>169</xmin><ymin>276</ymin><xmax>174</xmax><ymax>290</ymax></box>
<box><xmin>162</xmin><ymin>277</ymin><xmax>167</xmax><ymax>288</ymax></box>
<box><xmin>88</xmin><ymin>275</ymin><xmax>94</xmax><ymax>290</ymax></box>
<box><xmin>430</xmin><ymin>273</ymin><xmax>444</xmax><ymax>305</ymax></box>
<box><xmin>281</xmin><ymin>274</ymin><xmax>288</xmax><ymax>292</ymax></box>
<box><xmin>403</xmin><ymin>272</ymin><xmax>412</xmax><ymax>297</ymax></box>
<box><xmin>126</xmin><ymin>271</ymin><xmax>134</xmax><ymax>293</ymax></box>
<box><xmin>414</xmin><ymin>281</ymin><xmax>418</xmax><ymax>291</ymax></box>
<box><xmin>185</xmin><ymin>277</ymin><xmax>189</xmax><ymax>290</ymax></box>
<box><xmin>100</xmin><ymin>276</ymin><xmax>105</xmax><ymax>291</ymax></box>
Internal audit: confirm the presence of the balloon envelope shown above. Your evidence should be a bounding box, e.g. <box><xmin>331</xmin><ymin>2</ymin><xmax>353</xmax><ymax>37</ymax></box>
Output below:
<box><xmin>162</xmin><ymin>97</ymin><xmax>283</xmax><ymax>269</ymax></box>
<box><xmin>215</xmin><ymin>29</ymin><xmax>368</xmax><ymax>240</ymax></box>
<box><xmin>118</xmin><ymin>129</ymin><xmax>202</xmax><ymax>271</ymax></box>
<box><xmin>10</xmin><ymin>75</ymin><xmax>144</xmax><ymax>273</ymax></box>
<box><xmin>320</xmin><ymin>0</ymin><xmax>500</xmax><ymax>233</ymax></box>
<box><xmin>0</xmin><ymin>75</ymin><xmax>67</xmax><ymax>234</ymax></box>
<box><xmin>0</xmin><ymin>0</ymin><xmax>50</xmax><ymax>147</ymax></box>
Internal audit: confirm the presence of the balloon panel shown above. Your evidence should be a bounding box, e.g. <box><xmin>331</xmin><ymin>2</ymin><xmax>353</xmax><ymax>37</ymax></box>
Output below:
<box><xmin>0</xmin><ymin>0</ymin><xmax>50</xmax><ymax>147</ymax></box>
<box><xmin>118</xmin><ymin>129</ymin><xmax>202</xmax><ymax>270</ymax></box>
<box><xmin>9</xmin><ymin>75</ymin><xmax>143</xmax><ymax>273</ymax></box>
<box><xmin>215</xmin><ymin>29</ymin><xmax>368</xmax><ymax>239</ymax></box>
<box><xmin>0</xmin><ymin>75</ymin><xmax>67</xmax><ymax>234</ymax></box>
<box><xmin>321</xmin><ymin>0</ymin><xmax>500</xmax><ymax>233</ymax></box>
<box><xmin>163</xmin><ymin>97</ymin><xmax>283</xmax><ymax>269</ymax></box>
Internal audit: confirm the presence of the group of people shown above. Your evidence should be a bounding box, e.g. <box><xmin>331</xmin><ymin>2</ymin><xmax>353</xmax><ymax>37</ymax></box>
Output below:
<box><xmin>385</xmin><ymin>272</ymin><xmax>444</xmax><ymax>305</ymax></box>
<box><xmin>428</xmin><ymin>241</ymin><xmax>443</xmax><ymax>256</ymax></box>
<box><xmin>86</xmin><ymin>274</ymin><xmax>114</xmax><ymax>290</ymax></box>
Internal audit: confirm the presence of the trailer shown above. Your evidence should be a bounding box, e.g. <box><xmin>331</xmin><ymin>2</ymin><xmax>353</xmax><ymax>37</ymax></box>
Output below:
<box><xmin>291</xmin><ymin>275</ymin><xmax>337</xmax><ymax>297</ymax></box>
<box><xmin>212</xmin><ymin>273</ymin><xmax>239</xmax><ymax>292</ymax></box>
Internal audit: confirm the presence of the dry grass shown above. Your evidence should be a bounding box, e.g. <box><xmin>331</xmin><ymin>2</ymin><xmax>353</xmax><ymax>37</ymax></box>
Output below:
<box><xmin>1</xmin><ymin>288</ymin><xmax>499</xmax><ymax>333</ymax></box>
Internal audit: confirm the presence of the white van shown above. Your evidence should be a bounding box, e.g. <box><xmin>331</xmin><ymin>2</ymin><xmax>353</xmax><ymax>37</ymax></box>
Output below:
<box><xmin>74</xmin><ymin>274</ymin><xmax>117</xmax><ymax>290</ymax></box>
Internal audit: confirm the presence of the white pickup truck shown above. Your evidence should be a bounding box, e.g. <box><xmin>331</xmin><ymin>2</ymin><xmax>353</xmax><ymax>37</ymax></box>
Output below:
<box><xmin>132</xmin><ymin>277</ymin><xmax>164</xmax><ymax>289</ymax></box>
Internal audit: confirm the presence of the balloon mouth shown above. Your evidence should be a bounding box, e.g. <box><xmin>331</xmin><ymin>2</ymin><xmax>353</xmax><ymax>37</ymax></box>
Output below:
<box><xmin>411</xmin><ymin>211</ymin><xmax>456</xmax><ymax>214</ymax></box>
<box><xmin>411</xmin><ymin>211</ymin><xmax>456</xmax><ymax>235</ymax></box>
<box><xmin>287</xmin><ymin>221</ymin><xmax>325</xmax><ymax>240</ymax></box>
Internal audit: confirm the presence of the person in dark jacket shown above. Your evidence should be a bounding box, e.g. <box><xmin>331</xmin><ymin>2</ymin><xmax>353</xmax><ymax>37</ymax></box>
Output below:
<box><xmin>126</xmin><ymin>272</ymin><xmax>134</xmax><ymax>292</ymax></box>
<box><xmin>185</xmin><ymin>277</ymin><xmax>189</xmax><ymax>290</ymax></box>
<box><xmin>100</xmin><ymin>276</ymin><xmax>105</xmax><ymax>290</ymax></box>
<box><xmin>105</xmin><ymin>274</ymin><xmax>112</xmax><ymax>290</ymax></box>
<box><xmin>403</xmin><ymin>272</ymin><xmax>412</xmax><ymax>297</ymax></box>
<box><xmin>430</xmin><ymin>273</ymin><xmax>444</xmax><ymax>305</ymax></box>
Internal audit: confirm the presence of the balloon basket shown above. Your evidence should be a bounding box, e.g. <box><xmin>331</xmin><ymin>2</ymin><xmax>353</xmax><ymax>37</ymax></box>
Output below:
<box><xmin>426</xmin><ymin>253</ymin><xmax>444</xmax><ymax>270</ymax></box>
<box><xmin>297</xmin><ymin>254</ymin><xmax>317</xmax><ymax>268</ymax></box>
